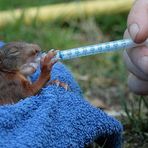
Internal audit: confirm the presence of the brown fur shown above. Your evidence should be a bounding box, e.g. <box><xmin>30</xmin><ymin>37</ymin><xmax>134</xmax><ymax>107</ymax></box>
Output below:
<box><xmin>0</xmin><ymin>42</ymin><xmax>57</xmax><ymax>105</ymax></box>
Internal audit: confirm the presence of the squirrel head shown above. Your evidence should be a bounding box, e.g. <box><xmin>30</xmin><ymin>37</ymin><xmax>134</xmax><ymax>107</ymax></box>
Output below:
<box><xmin>0</xmin><ymin>42</ymin><xmax>41</xmax><ymax>71</ymax></box>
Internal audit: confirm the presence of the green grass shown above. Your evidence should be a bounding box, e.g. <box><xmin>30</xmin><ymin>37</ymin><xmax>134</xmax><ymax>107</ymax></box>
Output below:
<box><xmin>0</xmin><ymin>1</ymin><xmax>148</xmax><ymax>147</ymax></box>
<box><xmin>0</xmin><ymin>0</ymin><xmax>75</xmax><ymax>10</ymax></box>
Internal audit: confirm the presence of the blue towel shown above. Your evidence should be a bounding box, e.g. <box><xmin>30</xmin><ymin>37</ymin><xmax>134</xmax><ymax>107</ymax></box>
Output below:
<box><xmin>0</xmin><ymin>62</ymin><xmax>123</xmax><ymax>148</ymax></box>
<box><xmin>0</xmin><ymin>41</ymin><xmax>5</xmax><ymax>47</ymax></box>
<box><xmin>0</xmin><ymin>40</ymin><xmax>123</xmax><ymax>147</ymax></box>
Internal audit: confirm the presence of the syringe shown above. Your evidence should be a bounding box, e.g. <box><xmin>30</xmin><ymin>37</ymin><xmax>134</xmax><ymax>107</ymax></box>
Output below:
<box><xmin>37</xmin><ymin>38</ymin><xmax>146</xmax><ymax>61</ymax></box>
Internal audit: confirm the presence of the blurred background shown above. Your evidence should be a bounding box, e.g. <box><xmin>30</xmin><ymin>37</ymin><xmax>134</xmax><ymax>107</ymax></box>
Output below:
<box><xmin>0</xmin><ymin>0</ymin><xmax>147</xmax><ymax>147</ymax></box>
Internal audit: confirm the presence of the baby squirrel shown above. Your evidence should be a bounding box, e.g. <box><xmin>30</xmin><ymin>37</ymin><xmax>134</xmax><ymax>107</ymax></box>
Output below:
<box><xmin>0</xmin><ymin>42</ymin><xmax>58</xmax><ymax>105</ymax></box>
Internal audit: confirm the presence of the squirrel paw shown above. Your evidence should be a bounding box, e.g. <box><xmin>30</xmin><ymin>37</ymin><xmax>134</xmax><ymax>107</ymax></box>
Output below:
<box><xmin>48</xmin><ymin>80</ymin><xmax>70</xmax><ymax>91</ymax></box>
<box><xmin>40</xmin><ymin>50</ymin><xmax>58</xmax><ymax>76</ymax></box>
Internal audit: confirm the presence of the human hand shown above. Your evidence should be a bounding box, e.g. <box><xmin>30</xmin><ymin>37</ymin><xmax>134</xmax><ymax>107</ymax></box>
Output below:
<box><xmin>123</xmin><ymin>0</ymin><xmax>148</xmax><ymax>95</ymax></box>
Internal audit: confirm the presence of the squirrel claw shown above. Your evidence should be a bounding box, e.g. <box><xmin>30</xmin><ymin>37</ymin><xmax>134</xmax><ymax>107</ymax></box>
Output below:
<box><xmin>48</xmin><ymin>80</ymin><xmax>70</xmax><ymax>91</ymax></box>
<box><xmin>63</xmin><ymin>84</ymin><xmax>69</xmax><ymax>91</ymax></box>
<box><xmin>55</xmin><ymin>81</ymin><xmax>60</xmax><ymax>88</ymax></box>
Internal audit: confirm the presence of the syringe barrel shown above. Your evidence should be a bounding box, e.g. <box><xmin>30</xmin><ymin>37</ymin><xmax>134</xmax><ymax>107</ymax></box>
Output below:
<box><xmin>56</xmin><ymin>39</ymin><xmax>138</xmax><ymax>60</ymax></box>
<box><xmin>38</xmin><ymin>39</ymin><xmax>144</xmax><ymax>61</ymax></box>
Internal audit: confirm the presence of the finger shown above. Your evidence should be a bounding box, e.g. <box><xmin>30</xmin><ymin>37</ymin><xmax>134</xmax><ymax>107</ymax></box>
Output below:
<box><xmin>128</xmin><ymin>46</ymin><xmax>148</xmax><ymax>76</ymax></box>
<box><xmin>128</xmin><ymin>73</ymin><xmax>148</xmax><ymax>95</ymax></box>
<box><xmin>127</xmin><ymin>0</ymin><xmax>148</xmax><ymax>43</ymax></box>
<box><xmin>123</xmin><ymin>49</ymin><xmax>148</xmax><ymax>81</ymax></box>
<box><xmin>123</xmin><ymin>29</ymin><xmax>131</xmax><ymax>39</ymax></box>
<box><xmin>123</xmin><ymin>28</ymin><xmax>148</xmax><ymax>80</ymax></box>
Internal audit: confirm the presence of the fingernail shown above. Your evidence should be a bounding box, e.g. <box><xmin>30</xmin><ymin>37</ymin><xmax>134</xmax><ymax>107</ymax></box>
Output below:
<box><xmin>138</xmin><ymin>56</ymin><xmax>148</xmax><ymax>74</ymax></box>
<box><xmin>128</xmin><ymin>23</ymin><xmax>140</xmax><ymax>41</ymax></box>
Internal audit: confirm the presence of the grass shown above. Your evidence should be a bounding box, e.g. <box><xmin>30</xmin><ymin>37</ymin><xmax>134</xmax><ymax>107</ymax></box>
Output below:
<box><xmin>0</xmin><ymin>1</ymin><xmax>147</xmax><ymax>147</ymax></box>
<box><xmin>121</xmin><ymin>95</ymin><xmax>148</xmax><ymax>148</ymax></box>
<box><xmin>0</xmin><ymin>0</ymin><xmax>75</xmax><ymax>10</ymax></box>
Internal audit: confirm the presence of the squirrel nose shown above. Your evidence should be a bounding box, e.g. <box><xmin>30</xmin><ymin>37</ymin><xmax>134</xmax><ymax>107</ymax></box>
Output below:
<box><xmin>35</xmin><ymin>48</ymin><xmax>39</xmax><ymax>53</ymax></box>
<box><xmin>31</xmin><ymin>44</ymin><xmax>41</xmax><ymax>52</ymax></box>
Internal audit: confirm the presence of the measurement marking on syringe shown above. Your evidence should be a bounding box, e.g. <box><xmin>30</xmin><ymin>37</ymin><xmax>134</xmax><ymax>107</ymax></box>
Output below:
<box><xmin>37</xmin><ymin>39</ymin><xmax>145</xmax><ymax>61</ymax></box>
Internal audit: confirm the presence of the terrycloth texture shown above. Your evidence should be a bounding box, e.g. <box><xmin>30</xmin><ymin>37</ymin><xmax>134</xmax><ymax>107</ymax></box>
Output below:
<box><xmin>0</xmin><ymin>62</ymin><xmax>123</xmax><ymax>148</ymax></box>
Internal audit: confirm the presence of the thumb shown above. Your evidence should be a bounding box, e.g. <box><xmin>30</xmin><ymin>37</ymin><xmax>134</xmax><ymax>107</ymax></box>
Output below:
<box><xmin>128</xmin><ymin>0</ymin><xmax>148</xmax><ymax>43</ymax></box>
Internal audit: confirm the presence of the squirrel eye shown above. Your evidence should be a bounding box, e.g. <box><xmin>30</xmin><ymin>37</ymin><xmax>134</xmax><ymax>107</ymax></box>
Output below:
<box><xmin>9</xmin><ymin>47</ymin><xmax>18</xmax><ymax>52</ymax></box>
<box><xmin>9</xmin><ymin>48</ymin><xmax>20</xmax><ymax>56</ymax></box>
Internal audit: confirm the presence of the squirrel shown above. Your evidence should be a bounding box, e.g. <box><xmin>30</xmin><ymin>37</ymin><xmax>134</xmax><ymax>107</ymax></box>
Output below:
<box><xmin>0</xmin><ymin>42</ymin><xmax>58</xmax><ymax>105</ymax></box>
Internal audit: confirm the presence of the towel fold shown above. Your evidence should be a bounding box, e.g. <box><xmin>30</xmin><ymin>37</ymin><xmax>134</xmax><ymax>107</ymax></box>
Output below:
<box><xmin>0</xmin><ymin>62</ymin><xmax>123</xmax><ymax>148</ymax></box>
